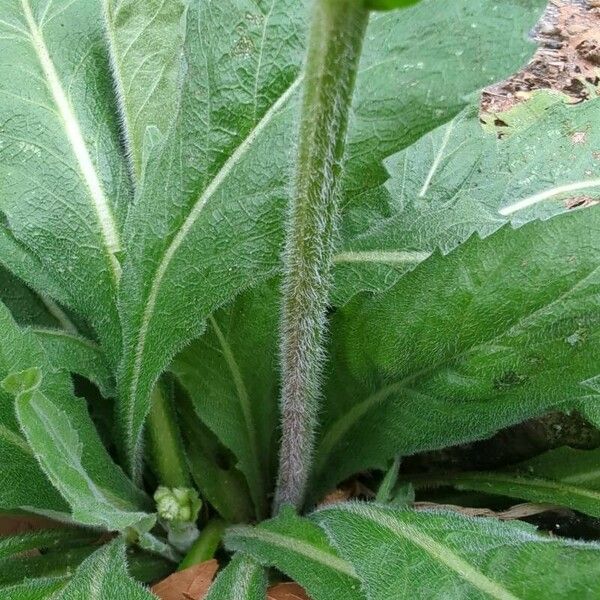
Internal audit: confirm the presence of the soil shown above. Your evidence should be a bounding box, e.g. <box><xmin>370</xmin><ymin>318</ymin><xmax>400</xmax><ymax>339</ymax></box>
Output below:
<box><xmin>482</xmin><ymin>0</ymin><xmax>600</xmax><ymax>113</ymax></box>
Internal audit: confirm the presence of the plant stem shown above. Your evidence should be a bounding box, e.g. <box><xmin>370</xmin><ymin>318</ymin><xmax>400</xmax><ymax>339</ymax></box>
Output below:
<box><xmin>274</xmin><ymin>0</ymin><xmax>369</xmax><ymax>512</ymax></box>
<box><xmin>178</xmin><ymin>519</ymin><xmax>226</xmax><ymax>570</ymax></box>
<box><xmin>147</xmin><ymin>378</ymin><xmax>191</xmax><ymax>488</ymax></box>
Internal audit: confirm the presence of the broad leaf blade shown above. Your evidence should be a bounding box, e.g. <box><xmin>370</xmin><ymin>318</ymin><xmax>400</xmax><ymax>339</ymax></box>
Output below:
<box><xmin>225</xmin><ymin>508</ymin><xmax>362</xmax><ymax>600</ymax></box>
<box><xmin>53</xmin><ymin>539</ymin><xmax>156</xmax><ymax>599</ymax></box>
<box><xmin>315</xmin><ymin>502</ymin><xmax>600</xmax><ymax>599</ymax></box>
<box><xmin>0</xmin><ymin>0</ymin><xmax>131</xmax><ymax>358</ymax></box>
<box><xmin>171</xmin><ymin>281</ymin><xmax>280</xmax><ymax>518</ymax></box>
<box><xmin>412</xmin><ymin>447</ymin><xmax>600</xmax><ymax>518</ymax></box>
<box><xmin>313</xmin><ymin>207</ymin><xmax>600</xmax><ymax>499</ymax></box>
<box><xmin>8</xmin><ymin>367</ymin><xmax>153</xmax><ymax>532</ymax></box>
<box><xmin>205</xmin><ymin>554</ymin><xmax>266</xmax><ymax>600</ymax></box>
<box><xmin>334</xmin><ymin>95</ymin><xmax>600</xmax><ymax>302</ymax></box>
<box><xmin>102</xmin><ymin>0</ymin><xmax>187</xmax><ymax>180</ymax></box>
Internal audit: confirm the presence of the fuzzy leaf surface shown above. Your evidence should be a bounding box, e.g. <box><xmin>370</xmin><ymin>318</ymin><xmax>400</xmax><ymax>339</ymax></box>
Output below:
<box><xmin>9</xmin><ymin>367</ymin><xmax>153</xmax><ymax>532</ymax></box>
<box><xmin>315</xmin><ymin>502</ymin><xmax>600</xmax><ymax>599</ymax></box>
<box><xmin>0</xmin><ymin>578</ymin><xmax>66</xmax><ymax>600</ymax></box>
<box><xmin>205</xmin><ymin>554</ymin><xmax>266</xmax><ymax>600</ymax></box>
<box><xmin>117</xmin><ymin>0</ymin><xmax>543</xmax><ymax>476</ymax></box>
<box><xmin>313</xmin><ymin>207</ymin><xmax>600</xmax><ymax>499</ymax></box>
<box><xmin>102</xmin><ymin>0</ymin><xmax>187</xmax><ymax>180</ymax></box>
<box><xmin>33</xmin><ymin>328</ymin><xmax>114</xmax><ymax>398</ymax></box>
<box><xmin>116</xmin><ymin>0</ymin><xmax>305</xmax><ymax>477</ymax></box>
<box><xmin>0</xmin><ymin>528</ymin><xmax>96</xmax><ymax>561</ymax></box>
<box><xmin>171</xmin><ymin>281</ymin><xmax>280</xmax><ymax>518</ymax></box>
<box><xmin>0</xmin><ymin>300</ymin><xmax>148</xmax><ymax>521</ymax></box>
<box><xmin>52</xmin><ymin>539</ymin><xmax>156</xmax><ymax>599</ymax></box>
<box><xmin>334</xmin><ymin>95</ymin><xmax>600</xmax><ymax>303</ymax></box>
<box><xmin>225</xmin><ymin>508</ymin><xmax>362</xmax><ymax>600</ymax></box>
<box><xmin>413</xmin><ymin>447</ymin><xmax>600</xmax><ymax>518</ymax></box>
<box><xmin>0</xmin><ymin>0</ymin><xmax>132</xmax><ymax>357</ymax></box>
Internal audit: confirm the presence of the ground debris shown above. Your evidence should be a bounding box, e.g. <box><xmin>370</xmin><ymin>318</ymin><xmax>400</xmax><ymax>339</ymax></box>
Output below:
<box><xmin>482</xmin><ymin>0</ymin><xmax>600</xmax><ymax>113</ymax></box>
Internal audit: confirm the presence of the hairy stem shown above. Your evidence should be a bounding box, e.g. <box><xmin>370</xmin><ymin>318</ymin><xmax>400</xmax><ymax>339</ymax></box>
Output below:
<box><xmin>274</xmin><ymin>0</ymin><xmax>369</xmax><ymax>512</ymax></box>
<box><xmin>147</xmin><ymin>378</ymin><xmax>191</xmax><ymax>488</ymax></box>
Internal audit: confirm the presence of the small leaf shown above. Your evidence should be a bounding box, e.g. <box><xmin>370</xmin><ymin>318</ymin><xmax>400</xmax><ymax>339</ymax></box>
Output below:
<box><xmin>0</xmin><ymin>546</ymin><xmax>95</xmax><ymax>589</ymax></box>
<box><xmin>225</xmin><ymin>508</ymin><xmax>362</xmax><ymax>600</ymax></box>
<box><xmin>0</xmin><ymin>528</ymin><xmax>96</xmax><ymax>561</ymax></box>
<box><xmin>0</xmin><ymin>266</ymin><xmax>65</xmax><ymax>330</ymax></box>
<box><xmin>0</xmin><ymin>577</ymin><xmax>66</xmax><ymax>600</ymax></box>
<box><xmin>412</xmin><ymin>446</ymin><xmax>600</xmax><ymax>518</ymax></box>
<box><xmin>315</xmin><ymin>502</ymin><xmax>600</xmax><ymax>599</ymax></box>
<box><xmin>52</xmin><ymin>539</ymin><xmax>156</xmax><ymax>599</ymax></box>
<box><xmin>0</xmin><ymin>300</ymin><xmax>148</xmax><ymax>521</ymax></box>
<box><xmin>32</xmin><ymin>329</ymin><xmax>115</xmax><ymax>398</ymax></box>
<box><xmin>9</xmin><ymin>369</ymin><xmax>153</xmax><ymax>532</ymax></box>
<box><xmin>204</xmin><ymin>555</ymin><xmax>266</xmax><ymax>600</ymax></box>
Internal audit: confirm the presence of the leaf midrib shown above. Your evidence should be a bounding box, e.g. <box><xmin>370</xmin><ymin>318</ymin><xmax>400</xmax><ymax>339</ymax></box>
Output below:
<box><xmin>209</xmin><ymin>315</ymin><xmax>264</xmax><ymax>516</ymax></box>
<box><xmin>20</xmin><ymin>0</ymin><xmax>122</xmax><ymax>284</ymax></box>
<box><xmin>227</xmin><ymin>525</ymin><xmax>357</xmax><ymax>579</ymax></box>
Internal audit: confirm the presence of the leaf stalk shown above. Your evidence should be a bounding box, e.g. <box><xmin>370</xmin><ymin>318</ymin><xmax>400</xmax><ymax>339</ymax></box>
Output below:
<box><xmin>274</xmin><ymin>0</ymin><xmax>369</xmax><ymax>512</ymax></box>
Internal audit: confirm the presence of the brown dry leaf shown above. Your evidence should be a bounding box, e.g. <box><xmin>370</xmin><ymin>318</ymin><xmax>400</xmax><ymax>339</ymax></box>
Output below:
<box><xmin>267</xmin><ymin>582</ymin><xmax>311</xmax><ymax>600</ymax></box>
<box><xmin>0</xmin><ymin>515</ymin><xmax>60</xmax><ymax>536</ymax></box>
<box><xmin>414</xmin><ymin>501</ymin><xmax>565</xmax><ymax>520</ymax></box>
<box><xmin>151</xmin><ymin>559</ymin><xmax>218</xmax><ymax>600</ymax></box>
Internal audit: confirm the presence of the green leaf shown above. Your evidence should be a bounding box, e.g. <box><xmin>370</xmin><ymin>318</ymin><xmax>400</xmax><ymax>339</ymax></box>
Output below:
<box><xmin>8</xmin><ymin>367</ymin><xmax>153</xmax><ymax>532</ymax></box>
<box><xmin>0</xmin><ymin>528</ymin><xmax>96</xmax><ymax>561</ymax></box>
<box><xmin>0</xmin><ymin>300</ymin><xmax>148</xmax><ymax>520</ymax></box>
<box><xmin>0</xmin><ymin>219</ymin><xmax>72</xmax><ymax>311</ymax></box>
<box><xmin>335</xmin><ymin>0</ymin><xmax>544</xmax><ymax>288</ymax></box>
<box><xmin>334</xmin><ymin>95</ymin><xmax>600</xmax><ymax>303</ymax></box>
<box><xmin>315</xmin><ymin>502</ymin><xmax>600</xmax><ymax>599</ymax></box>
<box><xmin>312</xmin><ymin>207</ymin><xmax>600</xmax><ymax>499</ymax></box>
<box><xmin>177</xmin><ymin>394</ymin><xmax>254</xmax><ymax>524</ymax></box>
<box><xmin>172</xmin><ymin>281</ymin><xmax>280</xmax><ymax>518</ymax></box>
<box><xmin>102</xmin><ymin>0</ymin><xmax>187</xmax><ymax>181</ymax></box>
<box><xmin>225</xmin><ymin>508</ymin><xmax>362</xmax><ymax>600</ymax></box>
<box><xmin>205</xmin><ymin>554</ymin><xmax>265</xmax><ymax>600</ymax></box>
<box><xmin>32</xmin><ymin>329</ymin><xmax>114</xmax><ymax>398</ymax></box>
<box><xmin>0</xmin><ymin>577</ymin><xmax>66</xmax><ymax>600</ymax></box>
<box><xmin>116</xmin><ymin>0</ymin><xmax>543</xmax><ymax>478</ymax></box>
<box><xmin>412</xmin><ymin>446</ymin><xmax>600</xmax><ymax>518</ymax></box>
<box><xmin>366</xmin><ymin>0</ymin><xmax>422</xmax><ymax>11</ymax></box>
<box><xmin>0</xmin><ymin>266</ymin><xmax>64</xmax><ymax>330</ymax></box>
<box><xmin>52</xmin><ymin>539</ymin><xmax>156</xmax><ymax>599</ymax></box>
<box><xmin>0</xmin><ymin>546</ymin><xmax>94</xmax><ymax>589</ymax></box>
<box><xmin>0</xmin><ymin>0</ymin><xmax>131</xmax><ymax>359</ymax></box>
